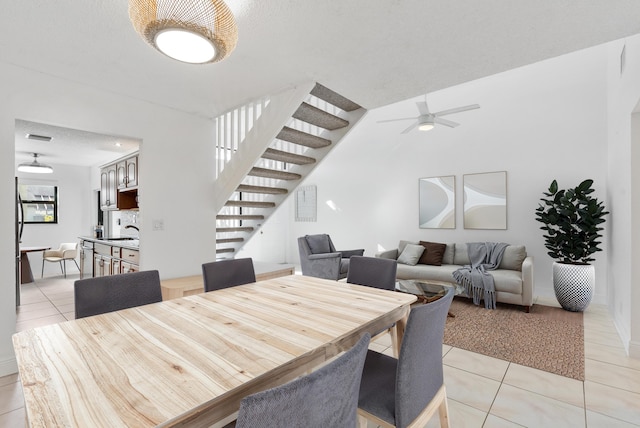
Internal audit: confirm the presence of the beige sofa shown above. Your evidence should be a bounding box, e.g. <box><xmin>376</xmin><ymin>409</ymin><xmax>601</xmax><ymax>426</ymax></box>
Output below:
<box><xmin>376</xmin><ymin>240</ymin><xmax>534</xmax><ymax>311</ymax></box>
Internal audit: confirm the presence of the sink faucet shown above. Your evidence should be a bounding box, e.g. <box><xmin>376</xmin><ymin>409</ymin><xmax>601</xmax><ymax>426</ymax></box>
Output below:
<box><xmin>124</xmin><ymin>225</ymin><xmax>139</xmax><ymax>231</ymax></box>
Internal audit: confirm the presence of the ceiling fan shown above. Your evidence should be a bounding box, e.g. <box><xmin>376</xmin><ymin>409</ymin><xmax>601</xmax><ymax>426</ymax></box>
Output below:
<box><xmin>378</xmin><ymin>96</ymin><xmax>480</xmax><ymax>133</ymax></box>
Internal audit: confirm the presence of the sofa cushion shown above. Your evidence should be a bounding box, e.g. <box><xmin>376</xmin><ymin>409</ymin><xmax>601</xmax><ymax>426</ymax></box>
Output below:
<box><xmin>397</xmin><ymin>244</ymin><xmax>425</xmax><ymax>266</ymax></box>
<box><xmin>499</xmin><ymin>245</ymin><xmax>527</xmax><ymax>271</ymax></box>
<box><xmin>490</xmin><ymin>270</ymin><xmax>523</xmax><ymax>294</ymax></box>
<box><xmin>396</xmin><ymin>263</ymin><xmax>459</xmax><ymax>283</ymax></box>
<box><xmin>453</xmin><ymin>244</ymin><xmax>470</xmax><ymax>265</ymax></box>
<box><xmin>305</xmin><ymin>234</ymin><xmax>331</xmax><ymax>254</ymax></box>
<box><xmin>418</xmin><ymin>241</ymin><xmax>447</xmax><ymax>266</ymax></box>
<box><xmin>442</xmin><ymin>243</ymin><xmax>455</xmax><ymax>265</ymax></box>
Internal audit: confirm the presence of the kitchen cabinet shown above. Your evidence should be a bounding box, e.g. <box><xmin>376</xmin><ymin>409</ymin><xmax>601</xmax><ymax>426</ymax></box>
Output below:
<box><xmin>100</xmin><ymin>153</ymin><xmax>138</xmax><ymax>211</ymax></box>
<box><xmin>117</xmin><ymin>155</ymin><xmax>138</xmax><ymax>190</ymax></box>
<box><xmin>100</xmin><ymin>164</ymin><xmax>118</xmax><ymax>210</ymax></box>
<box><xmin>93</xmin><ymin>254</ymin><xmax>112</xmax><ymax>277</ymax></box>
<box><xmin>88</xmin><ymin>240</ymin><xmax>139</xmax><ymax>277</ymax></box>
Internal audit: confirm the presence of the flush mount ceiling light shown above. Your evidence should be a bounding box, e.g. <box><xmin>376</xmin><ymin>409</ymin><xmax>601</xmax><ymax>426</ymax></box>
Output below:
<box><xmin>128</xmin><ymin>0</ymin><xmax>238</xmax><ymax>64</ymax></box>
<box><xmin>18</xmin><ymin>153</ymin><xmax>53</xmax><ymax>174</ymax></box>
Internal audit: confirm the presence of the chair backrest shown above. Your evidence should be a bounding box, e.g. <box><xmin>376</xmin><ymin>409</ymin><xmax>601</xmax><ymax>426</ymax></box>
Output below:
<box><xmin>347</xmin><ymin>256</ymin><xmax>397</xmax><ymax>290</ymax></box>
<box><xmin>395</xmin><ymin>288</ymin><xmax>454</xmax><ymax>428</ymax></box>
<box><xmin>202</xmin><ymin>258</ymin><xmax>256</xmax><ymax>292</ymax></box>
<box><xmin>303</xmin><ymin>234</ymin><xmax>337</xmax><ymax>254</ymax></box>
<box><xmin>236</xmin><ymin>333</ymin><xmax>371</xmax><ymax>428</ymax></box>
<box><xmin>74</xmin><ymin>270</ymin><xmax>162</xmax><ymax>319</ymax></box>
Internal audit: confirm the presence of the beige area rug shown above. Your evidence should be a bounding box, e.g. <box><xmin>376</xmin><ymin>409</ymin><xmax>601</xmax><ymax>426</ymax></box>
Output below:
<box><xmin>443</xmin><ymin>298</ymin><xmax>584</xmax><ymax>380</ymax></box>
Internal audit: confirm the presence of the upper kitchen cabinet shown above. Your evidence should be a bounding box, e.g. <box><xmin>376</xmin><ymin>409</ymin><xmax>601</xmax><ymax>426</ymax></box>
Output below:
<box><xmin>117</xmin><ymin>155</ymin><xmax>138</xmax><ymax>190</ymax></box>
<box><xmin>100</xmin><ymin>152</ymin><xmax>138</xmax><ymax>211</ymax></box>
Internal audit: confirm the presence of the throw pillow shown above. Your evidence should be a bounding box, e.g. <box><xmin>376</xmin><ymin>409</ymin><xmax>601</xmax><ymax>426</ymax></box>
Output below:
<box><xmin>418</xmin><ymin>241</ymin><xmax>447</xmax><ymax>266</ymax></box>
<box><xmin>498</xmin><ymin>245</ymin><xmax>527</xmax><ymax>271</ymax></box>
<box><xmin>305</xmin><ymin>234</ymin><xmax>331</xmax><ymax>254</ymax></box>
<box><xmin>397</xmin><ymin>244</ymin><xmax>425</xmax><ymax>266</ymax></box>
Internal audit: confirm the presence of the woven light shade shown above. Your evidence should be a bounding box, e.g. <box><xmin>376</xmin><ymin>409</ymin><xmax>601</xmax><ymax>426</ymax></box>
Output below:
<box><xmin>129</xmin><ymin>0</ymin><xmax>238</xmax><ymax>64</ymax></box>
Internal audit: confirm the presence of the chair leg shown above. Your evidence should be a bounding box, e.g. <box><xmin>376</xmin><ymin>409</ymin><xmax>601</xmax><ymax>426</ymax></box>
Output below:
<box><xmin>438</xmin><ymin>386</ymin><xmax>450</xmax><ymax>428</ymax></box>
<box><xmin>63</xmin><ymin>260</ymin><xmax>67</xmax><ymax>278</ymax></box>
<box><xmin>73</xmin><ymin>259</ymin><xmax>80</xmax><ymax>271</ymax></box>
<box><xmin>41</xmin><ymin>260</ymin><xmax>45</xmax><ymax>278</ymax></box>
<box><xmin>59</xmin><ymin>261</ymin><xmax>64</xmax><ymax>275</ymax></box>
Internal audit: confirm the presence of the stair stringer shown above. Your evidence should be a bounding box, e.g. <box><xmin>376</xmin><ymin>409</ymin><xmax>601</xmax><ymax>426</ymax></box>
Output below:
<box><xmin>214</xmin><ymin>82</ymin><xmax>316</xmax><ymax>212</ymax></box>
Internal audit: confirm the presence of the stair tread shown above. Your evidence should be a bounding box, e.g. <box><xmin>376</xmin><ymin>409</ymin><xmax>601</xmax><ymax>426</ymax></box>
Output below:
<box><xmin>249</xmin><ymin>167</ymin><xmax>301</xmax><ymax>181</ymax></box>
<box><xmin>237</xmin><ymin>184</ymin><xmax>288</xmax><ymax>195</ymax></box>
<box><xmin>216</xmin><ymin>238</ymin><xmax>244</xmax><ymax>243</ymax></box>
<box><xmin>262</xmin><ymin>148</ymin><xmax>316</xmax><ymax>165</ymax></box>
<box><xmin>276</xmin><ymin>127</ymin><xmax>331</xmax><ymax>149</ymax></box>
<box><xmin>226</xmin><ymin>200</ymin><xmax>276</xmax><ymax>208</ymax></box>
<box><xmin>293</xmin><ymin>102</ymin><xmax>349</xmax><ymax>130</ymax></box>
<box><xmin>217</xmin><ymin>214</ymin><xmax>265</xmax><ymax>220</ymax></box>
<box><xmin>311</xmin><ymin>83</ymin><xmax>362</xmax><ymax>112</ymax></box>
<box><xmin>216</xmin><ymin>248</ymin><xmax>235</xmax><ymax>253</ymax></box>
<box><xmin>217</xmin><ymin>226</ymin><xmax>254</xmax><ymax>232</ymax></box>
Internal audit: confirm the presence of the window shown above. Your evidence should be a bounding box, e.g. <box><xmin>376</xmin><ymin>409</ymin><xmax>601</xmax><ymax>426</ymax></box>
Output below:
<box><xmin>19</xmin><ymin>184</ymin><xmax>58</xmax><ymax>224</ymax></box>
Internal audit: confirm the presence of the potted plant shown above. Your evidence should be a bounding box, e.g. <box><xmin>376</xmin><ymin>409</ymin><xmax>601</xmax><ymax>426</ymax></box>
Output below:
<box><xmin>535</xmin><ymin>179</ymin><xmax>609</xmax><ymax>311</ymax></box>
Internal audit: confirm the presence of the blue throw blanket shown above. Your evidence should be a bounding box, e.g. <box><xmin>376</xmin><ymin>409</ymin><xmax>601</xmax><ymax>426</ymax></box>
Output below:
<box><xmin>452</xmin><ymin>242</ymin><xmax>509</xmax><ymax>309</ymax></box>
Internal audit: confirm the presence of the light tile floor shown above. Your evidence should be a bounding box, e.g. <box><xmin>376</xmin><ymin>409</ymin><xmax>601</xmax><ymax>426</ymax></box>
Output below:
<box><xmin>2</xmin><ymin>277</ymin><xmax>639</xmax><ymax>427</ymax></box>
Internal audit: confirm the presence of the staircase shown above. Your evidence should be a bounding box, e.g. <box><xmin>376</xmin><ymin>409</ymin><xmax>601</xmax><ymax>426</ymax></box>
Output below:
<box><xmin>215</xmin><ymin>83</ymin><xmax>366</xmax><ymax>258</ymax></box>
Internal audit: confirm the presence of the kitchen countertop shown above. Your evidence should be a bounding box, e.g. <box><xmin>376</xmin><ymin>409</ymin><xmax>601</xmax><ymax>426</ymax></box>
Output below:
<box><xmin>79</xmin><ymin>236</ymin><xmax>139</xmax><ymax>250</ymax></box>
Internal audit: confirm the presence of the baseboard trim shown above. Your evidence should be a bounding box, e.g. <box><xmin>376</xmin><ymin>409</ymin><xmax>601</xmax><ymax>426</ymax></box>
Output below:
<box><xmin>0</xmin><ymin>356</ymin><xmax>18</xmax><ymax>377</ymax></box>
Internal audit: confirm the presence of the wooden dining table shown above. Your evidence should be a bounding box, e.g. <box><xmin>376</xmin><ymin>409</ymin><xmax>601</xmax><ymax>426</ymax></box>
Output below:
<box><xmin>12</xmin><ymin>275</ymin><xmax>416</xmax><ymax>427</ymax></box>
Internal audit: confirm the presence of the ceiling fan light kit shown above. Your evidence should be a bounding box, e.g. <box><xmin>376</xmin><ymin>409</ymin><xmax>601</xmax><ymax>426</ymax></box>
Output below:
<box><xmin>18</xmin><ymin>153</ymin><xmax>54</xmax><ymax>174</ymax></box>
<box><xmin>128</xmin><ymin>0</ymin><xmax>238</xmax><ymax>64</ymax></box>
<box><xmin>418</xmin><ymin>117</ymin><xmax>435</xmax><ymax>131</ymax></box>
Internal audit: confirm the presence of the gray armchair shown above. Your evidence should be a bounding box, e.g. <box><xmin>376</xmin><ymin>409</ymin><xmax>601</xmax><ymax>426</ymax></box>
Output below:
<box><xmin>298</xmin><ymin>234</ymin><xmax>364</xmax><ymax>280</ymax></box>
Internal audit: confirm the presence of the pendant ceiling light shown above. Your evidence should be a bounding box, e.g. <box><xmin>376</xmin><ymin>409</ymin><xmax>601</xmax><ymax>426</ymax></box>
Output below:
<box><xmin>18</xmin><ymin>153</ymin><xmax>53</xmax><ymax>174</ymax></box>
<box><xmin>129</xmin><ymin>0</ymin><xmax>238</xmax><ymax>64</ymax></box>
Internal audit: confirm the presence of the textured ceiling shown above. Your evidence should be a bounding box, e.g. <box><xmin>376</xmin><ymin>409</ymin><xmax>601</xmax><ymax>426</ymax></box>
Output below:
<box><xmin>4</xmin><ymin>1</ymin><xmax>640</xmax><ymax>165</ymax></box>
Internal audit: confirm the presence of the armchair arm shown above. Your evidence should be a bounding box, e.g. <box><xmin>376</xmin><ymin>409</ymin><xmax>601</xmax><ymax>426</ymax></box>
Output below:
<box><xmin>305</xmin><ymin>252</ymin><xmax>341</xmax><ymax>280</ymax></box>
<box><xmin>62</xmin><ymin>249</ymin><xmax>77</xmax><ymax>259</ymax></box>
<box><xmin>308</xmin><ymin>252</ymin><xmax>342</xmax><ymax>260</ymax></box>
<box><xmin>43</xmin><ymin>249</ymin><xmax>63</xmax><ymax>258</ymax></box>
<box><xmin>338</xmin><ymin>249</ymin><xmax>365</xmax><ymax>258</ymax></box>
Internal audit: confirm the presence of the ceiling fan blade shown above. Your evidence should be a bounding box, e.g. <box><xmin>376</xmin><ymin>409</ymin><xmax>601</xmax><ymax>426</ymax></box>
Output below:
<box><xmin>377</xmin><ymin>117</ymin><xmax>417</xmax><ymax>123</ymax></box>
<box><xmin>401</xmin><ymin>121</ymin><xmax>419</xmax><ymax>134</ymax></box>
<box><xmin>433</xmin><ymin>104</ymin><xmax>480</xmax><ymax>117</ymax></box>
<box><xmin>433</xmin><ymin>117</ymin><xmax>459</xmax><ymax>128</ymax></box>
<box><xmin>416</xmin><ymin>101</ymin><xmax>430</xmax><ymax>116</ymax></box>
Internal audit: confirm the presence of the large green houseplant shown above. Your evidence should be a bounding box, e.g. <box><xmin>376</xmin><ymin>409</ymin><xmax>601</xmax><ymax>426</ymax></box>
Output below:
<box><xmin>535</xmin><ymin>179</ymin><xmax>608</xmax><ymax>311</ymax></box>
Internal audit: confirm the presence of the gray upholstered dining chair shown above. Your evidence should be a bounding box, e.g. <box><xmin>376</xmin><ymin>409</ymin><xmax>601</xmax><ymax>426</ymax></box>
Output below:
<box><xmin>235</xmin><ymin>333</ymin><xmax>371</xmax><ymax>428</ymax></box>
<box><xmin>347</xmin><ymin>256</ymin><xmax>399</xmax><ymax>355</ymax></box>
<box><xmin>358</xmin><ymin>288</ymin><xmax>454</xmax><ymax>428</ymax></box>
<box><xmin>347</xmin><ymin>255</ymin><xmax>397</xmax><ymax>290</ymax></box>
<box><xmin>202</xmin><ymin>258</ymin><xmax>256</xmax><ymax>292</ymax></box>
<box><xmin>74</xmin><ymin>270</ymin><xmax>163</xmax><ymax>319</ymax></box>
<box><xmin>298</xmin><ymin>234</ymin><xmax>364</xmax><ymax>280</ymax></box>
<box><xmin>42</xmin><ymin>242</ymin><xmax>80</xmax><ymax>278</ymax></box>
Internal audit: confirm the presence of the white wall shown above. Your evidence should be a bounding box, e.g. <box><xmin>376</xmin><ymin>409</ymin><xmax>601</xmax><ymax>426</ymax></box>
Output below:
<box><xmin>605</xmin><ymin>34</ymin><xmax>640</xmax><ymax>356</ymax></box>
<box><xmin>0</xmin><ymin>62</ymin><xmax>217</xmax><ymax>376</ymax></box>
<box><xmin>17</xmin><ymin>163</ymin><xmax>93</xmax><ymax>277</ymax></box>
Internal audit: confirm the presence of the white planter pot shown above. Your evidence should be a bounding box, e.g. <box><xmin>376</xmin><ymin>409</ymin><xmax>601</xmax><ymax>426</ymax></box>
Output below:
<box><xmin>552</xmin><ymin>262</ymin><xmax>595</xmax><ymax>312</ymax></box>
